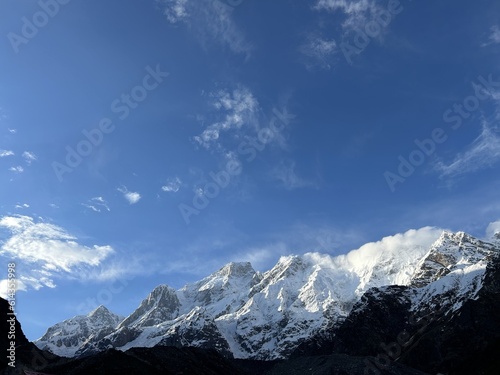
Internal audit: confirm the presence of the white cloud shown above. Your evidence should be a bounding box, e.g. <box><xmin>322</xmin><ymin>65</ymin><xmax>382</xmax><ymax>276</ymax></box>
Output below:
<box><xmin>22</xmin><ymin>151</ymin><xmax>37</xmax><ymax>165</ymax></box>
<box><xmin>0</xmin><ymin>215</ymin><xmax>114</xmax><ymax>293</ymax></box>
<box><xmin>486</xmin><ymin>220</ymin><xmax>500</xmax><ymax>239</ymax></box>
<box><xmin>82</xmin><ymin>204</ymin><xmax>100</xmax><ymax>213</ymax></box>
<box><xmin>161</xmin><ymin>0</ymin><xmax>251</xmax><ymax>56</ymax></box>
<box><xmin>194</xmin><ymin>87</ymin><xmax>259</xmax><ymax>149</ymax></box>
<box><xmin>162</xmin><ymin>176</ymin><xmax>182</xmax><ymax>192</ymax></box>
<box><xmin>117</xmin><ymin>186</ymin><xmax>142</xmax><ymax>204</ymax></box>
<box><xmin>434</xmin><ymin>123</ymin><xmax>500</xmax><ymax>178</ymax></box>
<box><xmin>8</xmin><ymin>128</ymin><xmax>16</xmax><ymax>134</ymax></box>
<box><xmin>0</xmin><ymin>278</ymin><xmax>27</xmax><ymax>298</ymax></box>
<box><xmin>15</xmin><ymin>203</ymin><xmax>30</xmax><ymax>209</ymax></box>
<box><xmin>299</xmin><ymin>35</ymin><xmax>337</xmax><ymax>70</ymax></box>
<box><xmin>332</xmin><ymin>226</ymin><xmax>444</xmax><ymax>286</ymax></box>
<box><xmin>0</xmin><ymin>150</ymin><xmax>14</xmax><ymax>157</ymax></box>
<box><xmin>232</xmin><ymin>226</ymin><xmax>443</xmax><ymax>277</ymax></box>
<box><xmin>9</xmin><ymin>166</ymin><xmax>24</xmax><ymax>173</ymax></box>
<box><xmin>82</xmin><ymin>196</ymin><xmax>111</xmax><ymax>213</ymax></box>
<box><xmin>340</xmin><ymin>227</ymin><xmax>442</xmax><ymax>266</ymax></box>
<box><xmin>0</xmin><ymin>276</ymin><xmax>56</xmax><ymax>298</ymax></box>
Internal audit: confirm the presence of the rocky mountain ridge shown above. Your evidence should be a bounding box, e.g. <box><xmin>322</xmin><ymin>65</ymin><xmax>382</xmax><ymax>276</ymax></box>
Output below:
<box><xmin>35</xmin><ymin>229</ymin><xmax>500</xmax><ymax>363</ymax></box>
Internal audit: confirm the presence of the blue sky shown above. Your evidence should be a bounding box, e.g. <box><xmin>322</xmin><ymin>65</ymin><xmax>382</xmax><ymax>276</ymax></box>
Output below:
<box><xmin>1</xmin><ymin>0</ymin><xmax>500</xmax><ymax>340</ymax></box>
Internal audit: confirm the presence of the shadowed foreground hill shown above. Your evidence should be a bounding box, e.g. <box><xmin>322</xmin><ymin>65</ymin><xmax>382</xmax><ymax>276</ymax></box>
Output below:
<box><xmin>1</xmin><ymin>295</ymin><xmax>428</xmax><ymax>375</ymax></box>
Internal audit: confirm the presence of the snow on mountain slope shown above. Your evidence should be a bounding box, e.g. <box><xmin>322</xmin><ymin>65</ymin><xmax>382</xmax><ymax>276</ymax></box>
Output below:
<box><xmin>410</xmin><ymin>231</ymin><xmax>498</xmax><ymax>288</ymax></box>
<box><xmin>339</xmin><ymin>231</ymin><xmax>499</xmax><ymax>339</ymax></box>
<box><xmin>491</xmin><ymin>231</ymin><xmax>500</xmax><ymax>246</ymax></box>
<box><xmin>178</xmin><ymin>262</ymin><xmax>261</xmax><ymax>317</ymax></box>
<box><xmin>216</xmin><ymin>228</ymin><xmax>441</xmax><ymax>359</ymax></box>
<box><xmin>35</xmin><ymin>305</ymin><xmax>123</xmax><ymax>357</ymax></box>
<box><xmin>409</xmin><ymin>231</ymin><xmax>498</xmax><ymax>315</ymax></box>
<box><xmin>339</xmin><ymin>227</ymin><xmax>443</xmax><ymax>290</ymax></box>
<box><xmin>117</xmin><ymin>284</ymin><xmax>180</xmax><ymax>328</ymax></box>
<box><xmin>35</xmin><ymin>227</ymin><xmax>498</xmax><ymax>361</ymax></box>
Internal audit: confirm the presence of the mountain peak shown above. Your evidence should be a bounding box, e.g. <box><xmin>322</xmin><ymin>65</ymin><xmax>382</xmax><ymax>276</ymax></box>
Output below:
<box><xmin>273</xmin><ymin>254</ymin><xmax>309</xmax><ymax>275</ymax></box>
<box><xmin>35</xmin><ymin>305</ymin><xmax>123</xmax><ymax>357</ymax></box>
<box><xmin>410</xmin><ymin>231</ymin><xmax>496</xmax><ymax>287</ymax></box>
<box><xmin>437</xmin><ymin>230</ymin><xmax>472</xmax><ymax>244</ymax></box>
<box><xmin>118</xmin><ymin>284</ymin><xmax>180</xmax><ymax>329</ymax></box>
<box><xmin>218</xmin><ymin>261</ymin><xmax>255</xmax><ymax>277</ymax></box>
<box><xmin>88</xmin><ymin>305</ymin><xmax>111</xmax><ymax>317</ymax></box>
<box><xmin>149</xmin><ymin>284</ymin><xmax>175</xmax><ymax>298</ymax></box>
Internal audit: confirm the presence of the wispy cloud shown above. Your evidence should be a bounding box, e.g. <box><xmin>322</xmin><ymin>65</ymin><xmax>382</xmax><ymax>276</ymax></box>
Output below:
<box><xmin>299</xmin><ymin>34</ymin><xmax>338</xmax><ymax>70</ymax></box>
<box><xmin>434</xmin><ymin>123</ymin><xmax>500</xmax><ymax>178</ymax></box>
<box><xmin>8</xmin><ymin>128</ymin><xmax>16</xmax><ymax>134</ymax></box>
<box><xmin>160</xmin><ymin>0</ymin><xmax>251</xmax><ymax>56</ymax></box>
<box><xmin>15</xmin><ymin>203</ymin><xmax>30</xmax><ymax>209</ymax></box>
<box><xmin>117</xmin><ymin>186</ymin><xmax>142</xmax><ymax>204</ymax></box>
<box><xmin>482</xmin><ymin>25</ymin><xmax>500</xmax><ymax>47</ymax></box>
<box><xmin>309</xmin><ymin>0</ymin><xmax>397</xmax><ymax>66</ymax></box>
<box><xmin>22</xmin><ymin>151</ymin><xmax>37</xmax><ymax>165</ymax></box>
<box><xmin>9</xmin><ymin>166</ymin><xmax>24</xmax><ymax>173</ymax></box>
<box><xmin>0</xmin><ymin>107</ymin><xmax>7</xmax><ymax>122</ymax></box>
<box><xmin>0</xmin><ymin>150</ymin><xmax>14</xmax><ymax>157</ymax></box>
<box><xmin>271</xmin><ymin>159</ymin><xmax>317</xmax><ymax>190</ymax></box>
<box><xmin>162</xmin><ymin>0</ymin><xmax>188</xmax><ymax>23</ymax></box>
<box><xmin>0</xmin><ymin>215</ymin><xmax>114</xmax><ymax>294</ymax></box>
<box><xmin>161</xmin><ymin>176</ymin><xmax>182</xmax><ymax>192</ymax></box>
<box><xmin>194</xmin><ymin>87</ymin><xmax>259</xmax><ymax>149</ymax></box>
<box><xmin>82</xmin><ymin>196</ymin><xmax>111</xmax><ymax>213</ymax></box>
<box><xmin>314</xmin><ymin>0</ymin><xmax>381</xmax><ymax>32</ymax></box>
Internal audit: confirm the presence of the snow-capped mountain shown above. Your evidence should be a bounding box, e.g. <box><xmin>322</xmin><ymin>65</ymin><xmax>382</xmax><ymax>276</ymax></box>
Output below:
<box><xmin>36</xmin><ymin>305</ymin><xmax>124</xmax><ymax>357</ymax></box>
<box><xmin>35</xmin><ymin>229</ymin><xmax>499</xmax><ymax>361</ymax></box>
<box><xmin>294</xmin><ymin>231</ymin><xmax>500</xmax><ymax>374</ymax></box>
<box><xmin>118</xmin><ymin>285</ymin><xmax>180</xmax><ymax>329</ymax></box>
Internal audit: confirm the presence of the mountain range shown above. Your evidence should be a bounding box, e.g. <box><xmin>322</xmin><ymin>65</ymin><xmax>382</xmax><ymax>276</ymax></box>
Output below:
<box><xmin>32</xmin><ymin>228</ymin><xmax>500</xmax><ymax>373</ymax></box>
